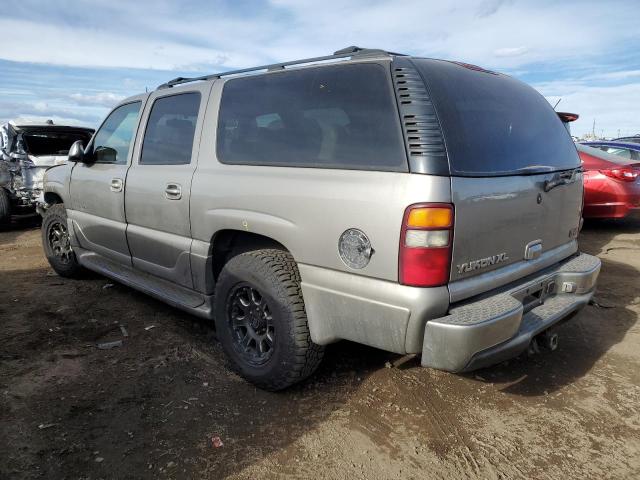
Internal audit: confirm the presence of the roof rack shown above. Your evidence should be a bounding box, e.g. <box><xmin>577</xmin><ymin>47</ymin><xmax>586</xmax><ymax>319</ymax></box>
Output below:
<box><xmin>156</xmin><ymin>46</ymin><xmax>404</xmax><ymax>90</ymax></box>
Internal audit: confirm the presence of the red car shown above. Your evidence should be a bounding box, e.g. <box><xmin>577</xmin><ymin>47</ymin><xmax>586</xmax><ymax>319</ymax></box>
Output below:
<box><xmin>577</xmin><ymin>143</ymin><xmax>640</xmax><ymax>219</ymax></box>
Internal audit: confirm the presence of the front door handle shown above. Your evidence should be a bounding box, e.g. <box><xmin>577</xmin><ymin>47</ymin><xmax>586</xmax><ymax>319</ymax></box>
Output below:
<box><xmin>165</xmin><ymin>183</ymin><xmax>182</xmax><ymax>200</ymax></box>
<box><xmin>110</xmin><ymin>178</ymin><xmax>123</xmax><ymax>193</ymax></box>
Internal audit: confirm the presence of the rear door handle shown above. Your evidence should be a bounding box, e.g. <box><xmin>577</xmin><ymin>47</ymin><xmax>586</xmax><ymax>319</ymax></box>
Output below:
<box><xmin>110</xmin><ymin>178</ymin><xmax>123</xmax><ymax>192</ymax></box>
<box><xmin>165</xmin><ymin>183</ymin><xmax>182</xmax><ymax>200</ymax></box>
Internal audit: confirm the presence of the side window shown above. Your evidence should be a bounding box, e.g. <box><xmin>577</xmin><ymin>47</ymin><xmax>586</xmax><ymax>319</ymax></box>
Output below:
<box><xmin>93</xmin><ymin>102</ymin><xmax>141</xmax><ymax>164</ymax></box>
<box><xmin>216</xmin><ymin>64</ymin><xmax>407</xmax><ymax>172</ymax></box>
<box><xmin>139</xmin><ymin>92</ymin><xmax>201</xmax><ymax>165</ymax></box>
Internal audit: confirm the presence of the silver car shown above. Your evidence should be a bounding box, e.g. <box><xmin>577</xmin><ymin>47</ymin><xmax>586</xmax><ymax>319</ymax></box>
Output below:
<box><xmin>40</xmin><ymin>47</ymin><xmax>600</xmax><ymax>390</ymax></box>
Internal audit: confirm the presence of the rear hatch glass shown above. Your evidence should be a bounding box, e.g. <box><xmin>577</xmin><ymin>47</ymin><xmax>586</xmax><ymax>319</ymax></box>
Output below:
<box><xmin>412</xmin><ymin>59</ymin><xmax>582</xmax><ymax>288</ymax></box>
<box><xmin>412</xmin><ymin>59</ymin><xmax>579</xmax><ymax>177</ymax></box>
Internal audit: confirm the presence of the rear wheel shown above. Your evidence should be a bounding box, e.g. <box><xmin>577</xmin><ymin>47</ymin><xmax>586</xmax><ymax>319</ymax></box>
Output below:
<box><xmin>214</xmin><ymin>249</ymin><xmax>324</xmax><ymax>391</ymax></box>
<box><xmin>42</xmin><ymin>204</ymin><xmax>84</xmax><ymax>278</ymax></box>
<box><xmin>0</xmin><ymin>188</ymin><xmax>10</xmax><ymax>226</ymax></box>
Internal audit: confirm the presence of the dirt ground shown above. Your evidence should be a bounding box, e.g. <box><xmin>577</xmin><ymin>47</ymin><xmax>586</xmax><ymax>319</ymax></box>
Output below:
<box><xmin>1</xmin><ymin>216</ymin><xmax>639</xmax><ymax>480</ymax></box>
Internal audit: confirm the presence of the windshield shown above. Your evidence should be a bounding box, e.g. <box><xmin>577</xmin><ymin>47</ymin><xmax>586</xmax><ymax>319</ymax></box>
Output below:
<box><xmin>412</xmin><ymin>59</ymin><xmax>580</xmax><ymax>176</ymax></box>
<box><xmin>23</xmin><ymin>130</ymin><xmax>93</xmax><ymax>156</ymax></box>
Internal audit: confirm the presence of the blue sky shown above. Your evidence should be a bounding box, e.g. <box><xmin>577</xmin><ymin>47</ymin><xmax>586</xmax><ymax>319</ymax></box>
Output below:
<box><xmin>0</xmin><ymin>0</ymin><xmax>638</xmax><ymax>138</ymax></box>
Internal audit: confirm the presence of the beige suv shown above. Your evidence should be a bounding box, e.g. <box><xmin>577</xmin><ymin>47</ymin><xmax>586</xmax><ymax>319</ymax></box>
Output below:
<box><xmin>41</xmin><ymin>47</ymin><xmax>600</xmax><ymax>390</ymax></box>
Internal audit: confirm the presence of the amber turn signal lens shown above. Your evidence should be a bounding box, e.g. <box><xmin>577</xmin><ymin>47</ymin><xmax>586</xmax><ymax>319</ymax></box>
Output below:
<box><xmin>407</xmin><ymin>207</ymin><xmax>453</xmax><ymax>228</ymax></box>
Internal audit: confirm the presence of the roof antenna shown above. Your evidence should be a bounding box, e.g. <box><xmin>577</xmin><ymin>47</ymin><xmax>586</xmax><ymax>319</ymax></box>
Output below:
<box><xmin>553</xmin><ymin>98</ymin><xmax>562</xmax><ymax>110</ymax></box>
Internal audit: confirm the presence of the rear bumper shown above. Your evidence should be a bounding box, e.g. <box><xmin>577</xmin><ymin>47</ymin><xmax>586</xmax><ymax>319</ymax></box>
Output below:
<box><xmin>422</xmin><ymin>253</ymin><xmax>601</xmax><ymax>372</ymax></box>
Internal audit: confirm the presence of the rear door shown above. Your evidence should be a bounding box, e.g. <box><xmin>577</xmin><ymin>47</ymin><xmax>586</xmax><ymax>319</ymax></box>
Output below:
<box><xmin>124</xmin><ymin>85</ymin><xmax>210</xmax><ymax>288</ymax></box>
<box><xmin>411</xmin><ymin>59</ymin><xmax>582</xmax><ymax>298</ymax></box>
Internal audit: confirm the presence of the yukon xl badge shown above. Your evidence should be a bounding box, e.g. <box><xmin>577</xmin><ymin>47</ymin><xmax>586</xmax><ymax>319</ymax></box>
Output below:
<box><xmin>457</xmin><ymin>253</ymin><xmax>508</xmax><ymax>274</ymax></box>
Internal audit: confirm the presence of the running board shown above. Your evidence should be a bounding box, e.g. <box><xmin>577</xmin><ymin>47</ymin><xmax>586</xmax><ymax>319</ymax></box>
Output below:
<box><xmin>75</xmin><ymin>248</ymin><xmax>214</xmax><ymax>320</ymax></box>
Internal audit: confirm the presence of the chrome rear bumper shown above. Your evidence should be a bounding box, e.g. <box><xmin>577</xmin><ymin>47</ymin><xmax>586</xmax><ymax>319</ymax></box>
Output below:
<box><xmin>422</xmin><ymin>253</ymin><xmax>601</xmax><ymax>372</ymax></box>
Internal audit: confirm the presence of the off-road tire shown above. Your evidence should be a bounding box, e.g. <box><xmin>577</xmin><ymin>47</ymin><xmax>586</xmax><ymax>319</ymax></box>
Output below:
<box><xmin>214</xmin><ymin>249</ymin><xmax>324</xmax><ymax>391</ymax></box>
<box><xmin>0</xmin><ymin>188</ymin><xmax>10</xmax><ymax>226</ymax></box>
<box><xmin>42</xmin><ymin>204</ymin><xmax>84</xmax><ymax>278</ymax></box>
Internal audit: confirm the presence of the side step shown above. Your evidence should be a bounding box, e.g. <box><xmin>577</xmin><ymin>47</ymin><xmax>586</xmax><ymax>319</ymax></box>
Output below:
<box><xmin>76</xmin><ymin>249</ymin><xmax>214</xmax><ymax>320</ymax></box>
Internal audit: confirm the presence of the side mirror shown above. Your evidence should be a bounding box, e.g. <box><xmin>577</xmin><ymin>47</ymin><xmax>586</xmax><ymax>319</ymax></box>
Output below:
<box><xmin>68</xmin><ymin>140</ymin><xmax>85</xmax><ymax>163</ymax></box>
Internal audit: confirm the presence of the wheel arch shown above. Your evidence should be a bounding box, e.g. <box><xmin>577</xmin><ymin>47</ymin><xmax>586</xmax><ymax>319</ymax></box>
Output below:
<box><xmin>193</xmin><ymin>229</ymin><xmax>293</xmax><ymax>295</ymax></box>
<box><xmin>44</xmin><ymin>191</ymin><xmax>64</xmax><ymax>205</ymax></box>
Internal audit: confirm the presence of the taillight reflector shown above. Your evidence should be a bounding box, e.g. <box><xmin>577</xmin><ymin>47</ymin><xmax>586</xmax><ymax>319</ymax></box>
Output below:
<box><xmin>399</xmin><ymin>204</ymin><xmax>454</xmax><ymax>287</ymax></box>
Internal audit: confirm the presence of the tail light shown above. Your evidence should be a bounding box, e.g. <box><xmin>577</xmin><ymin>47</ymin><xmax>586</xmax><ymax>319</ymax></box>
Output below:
<box><xmin>399</xmin><ymin>204</ymin><xmax>454</xmax><ymax>287</ymax></box>
<box><xmin>600</xmin><ymin>167</ymin><xmax>639</xmax><ymax>182</ymax></box>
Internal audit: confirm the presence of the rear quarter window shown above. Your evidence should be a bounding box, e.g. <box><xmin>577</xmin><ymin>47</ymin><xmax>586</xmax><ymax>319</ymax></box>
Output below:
<box><xmin>412</xmin><ymin>59</ymin><xmax>580</xmax><ymax>176</ymax></box>
<box><xmin>216</xmin><ymin>63</ymin><xmax>407</xmax><ymax>172</ymax></box>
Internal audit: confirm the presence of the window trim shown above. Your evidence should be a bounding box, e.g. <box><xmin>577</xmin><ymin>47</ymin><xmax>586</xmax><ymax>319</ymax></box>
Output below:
<box><xmin>90</xmin><ymin>100</ymin><xmax>142</xmax><ymax>165</ymax></box>
<box><xmin>215</xmin><ymin>61</ymin><xmax>408</xmax><ymax>173</ymax></box>
<box><xmin>138</xmin><ymin>91</ymin><xmax>202</xmax><ymax>166</ymax></box>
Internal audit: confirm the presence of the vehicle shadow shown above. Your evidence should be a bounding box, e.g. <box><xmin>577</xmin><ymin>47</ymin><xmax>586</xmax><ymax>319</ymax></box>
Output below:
<box><xmin>465</xmin><ymin>216</ymin><xmax>640</xmax><ymax>396</ymax></box>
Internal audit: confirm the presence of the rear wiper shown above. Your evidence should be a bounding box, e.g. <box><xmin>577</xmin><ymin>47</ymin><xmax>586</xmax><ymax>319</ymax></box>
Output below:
<box><xmin>543</xmin><ymin>167</ymin><xmax>582</xmax><ymax>192</ymax></box>
<box><xmin>511</xmin><ymin>165</ymin><xmax>557</xmax><ymax>175</ymax></box>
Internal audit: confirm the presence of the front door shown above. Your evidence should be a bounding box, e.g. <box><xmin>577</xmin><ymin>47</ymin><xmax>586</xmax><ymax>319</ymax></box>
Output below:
<box><xmin>124</xmin><ymin>87</ymin><xmax>209</xmax><ymax>288</ymax></box>
<box><xmin>68</xmin><ymin>100</ymin><xmax>143</xmax><ymax>265</ymax></box>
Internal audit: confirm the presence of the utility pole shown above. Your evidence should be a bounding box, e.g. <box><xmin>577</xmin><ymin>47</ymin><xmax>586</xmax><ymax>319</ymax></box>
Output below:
<box><xmin>592</xmin><ymin>119</ymin><xmax>596</xmax><ymax>139</ymax></box>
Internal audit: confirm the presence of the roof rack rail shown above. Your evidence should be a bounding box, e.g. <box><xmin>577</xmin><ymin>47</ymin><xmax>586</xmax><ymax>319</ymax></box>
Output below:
<box><xmin>156</xmin><ymin>46</ymin><xmax>404</xmax><ymax>90</ymax></box>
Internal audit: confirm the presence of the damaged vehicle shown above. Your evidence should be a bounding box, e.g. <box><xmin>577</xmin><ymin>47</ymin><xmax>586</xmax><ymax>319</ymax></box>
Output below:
<box><xmin>0</xmin><ymin>120</ymin><xmax>94</xmax><ymax>224</ymax></box>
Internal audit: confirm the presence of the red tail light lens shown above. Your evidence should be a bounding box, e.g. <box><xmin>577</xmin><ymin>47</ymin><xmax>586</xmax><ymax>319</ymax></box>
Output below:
<box><xmin>600</xmin><ymin>168</ymin><xmax>639</xmax><ymax>182</ymax></box>
<box><xmin>399</xmin><ymin>204</ymin><xmax>454</xmax><ymax>287</ymax></box>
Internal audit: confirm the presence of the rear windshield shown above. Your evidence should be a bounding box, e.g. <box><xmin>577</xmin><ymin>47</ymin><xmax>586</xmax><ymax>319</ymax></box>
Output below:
<box><xmin>216</xmin><ymin>63</ymin><xmax>407</xmax><ymax>172</ymax></box>
<box><xmin>413</xmin><ymin>59</ymin><xmax>580</xmax><ymax>176</ymax></box>
<box><xmin>23</xmin><ymin>130</ymin><xmax>93</xmax><ymax>156</ymax></box>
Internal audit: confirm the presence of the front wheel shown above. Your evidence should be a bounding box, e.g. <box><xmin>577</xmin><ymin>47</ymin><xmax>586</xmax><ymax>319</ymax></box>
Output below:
<box><xmin>41</xmin><ymin>204</ymin><xmax>84</xmax><ymax>278</ymax></box>
<box><xmin>214</xmin><ymin>249</ymin><xmax>324</xmax><ymax>391</ymax></box>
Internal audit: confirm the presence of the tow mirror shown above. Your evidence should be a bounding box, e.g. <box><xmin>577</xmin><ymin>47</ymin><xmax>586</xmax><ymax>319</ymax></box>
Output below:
<box><xmin>68</xmin><ymin>140</ymin><xmax>85</xmax><ymax>163</ymax></box>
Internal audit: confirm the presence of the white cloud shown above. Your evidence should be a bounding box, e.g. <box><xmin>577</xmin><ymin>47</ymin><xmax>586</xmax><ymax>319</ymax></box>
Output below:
<box><xmin>10</xmin><ymin>115</ymin><xmax>95</xmax><ymax>128</ymax></box>
<box><xmin>0</xmin><ymin>0</ymin><xmax>638</xmax><ymax>71</ymax></box>
<box><xmin>584</xmin><ymin>69</ymin><xmax>640</xmax><ymax>81</ymax></box>
<box><xmin>494</xmin><ymin>46</ymin><xmax>529</xmax><ymax>58</ymax></box>
<box><xmin>68</xmin><ymin>92</ymin><xmax>126</xmax><ymax>108</ymax></box>
<box><xmin>0</xmin><ymin>0</ymin><xmax>638</xmax><ymax>137</ymax></box>
<box><xmin>0</xmin><ymin>18</ymin><xmax>264</xmax><ymax>70</ymax></box>
<box><xmin>539</xmin><ymin>81</ymin><xmax>640</xmax><ymax>138</ymax></box>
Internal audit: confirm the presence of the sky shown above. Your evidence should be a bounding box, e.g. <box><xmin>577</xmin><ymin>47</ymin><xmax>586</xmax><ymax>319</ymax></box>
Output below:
<box><xmin>0</xmin><ymin>0</ymin><xmax>638</xmax><ymax>138</ymax></box>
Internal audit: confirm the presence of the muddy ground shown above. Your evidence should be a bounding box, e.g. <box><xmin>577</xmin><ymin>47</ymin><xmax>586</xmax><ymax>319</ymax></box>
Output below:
<box><xmin>1</xmin><ymin>216</ymin><xmax>639</xmax><ymax>480</ymax></box>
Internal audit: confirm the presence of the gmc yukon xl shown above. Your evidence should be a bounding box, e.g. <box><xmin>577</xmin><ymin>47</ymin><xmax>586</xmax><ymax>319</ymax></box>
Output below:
<box><xmin>40</xmin><ymin>47</ymin><xmax>600</xmax><ymax>390</ymax></box>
